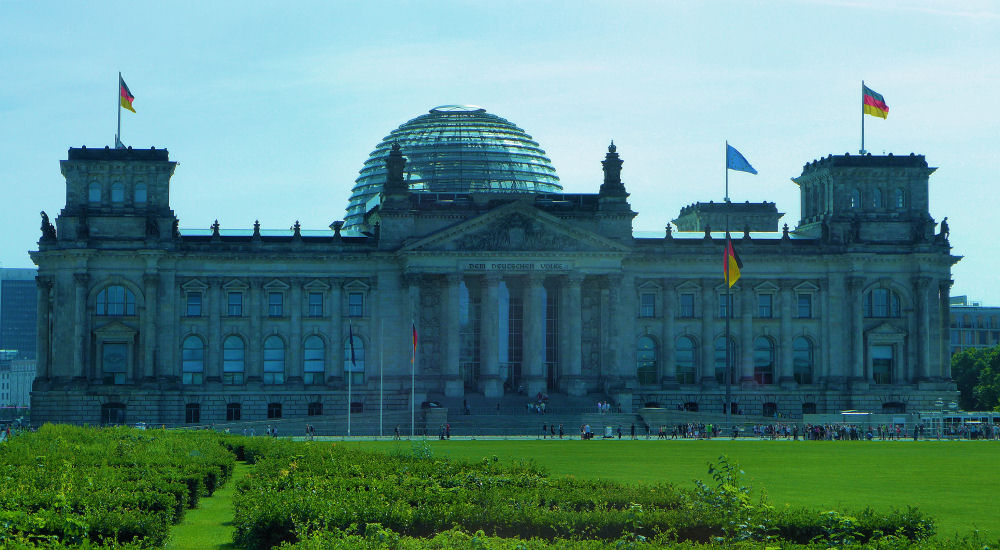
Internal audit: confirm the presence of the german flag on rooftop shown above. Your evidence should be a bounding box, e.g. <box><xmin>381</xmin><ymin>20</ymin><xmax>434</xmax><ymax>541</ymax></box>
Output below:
<box><xmin>863</xmin><ymin>84</ymin><xmax>888</xmax><ymax>119</ymax></box>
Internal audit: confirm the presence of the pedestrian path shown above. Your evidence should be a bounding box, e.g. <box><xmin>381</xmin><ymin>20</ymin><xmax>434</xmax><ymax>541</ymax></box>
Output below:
<box><xmin>165</xmin><ymin>462</ymin><xmax>249</xmax><ymax>549</ymax></box>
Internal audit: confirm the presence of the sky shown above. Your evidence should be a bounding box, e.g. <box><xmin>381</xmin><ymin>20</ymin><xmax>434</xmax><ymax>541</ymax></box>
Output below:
<box><xmin>1</xmin><ymin>0</ymin><xmax>998</xmax><ymax>302</ymax></box>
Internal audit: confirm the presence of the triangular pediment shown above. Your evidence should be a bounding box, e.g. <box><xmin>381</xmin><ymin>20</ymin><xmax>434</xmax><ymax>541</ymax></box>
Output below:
<box><xmin>402</xmin><ymin>202</ymin><xmax>629</xmax><ymax>253</ymax></box>
<box><xmin>866</xmin><ymin>322</ymin><xmax>904</xmax><ymax>337</ymax></box>
<box><xmin>94</xmin><ymin>320</ymin><xmax>138</xmax><ymax>337</ymax></box>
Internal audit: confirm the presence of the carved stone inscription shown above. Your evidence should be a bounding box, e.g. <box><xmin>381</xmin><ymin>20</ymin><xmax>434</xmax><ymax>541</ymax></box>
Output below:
<box><xmin>456</xmin><ymin>213</ymin><xmax>588</xmax><ymax>251</ymax></box>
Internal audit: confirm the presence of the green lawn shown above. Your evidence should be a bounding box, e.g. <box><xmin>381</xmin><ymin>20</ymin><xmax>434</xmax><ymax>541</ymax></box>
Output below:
<box><xmin>165</xmin><ymin>462</ymin><xmax>250</xmax><ymax>550</ymax></box>
<box><xmin>345</xmin><ymin>439</ymin><xmax>999</xmax><ymax>538</ymax></box>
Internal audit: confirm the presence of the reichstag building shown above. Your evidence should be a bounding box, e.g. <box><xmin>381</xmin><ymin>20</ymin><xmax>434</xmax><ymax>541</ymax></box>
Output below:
<box><xmin>31</xmin><ymin>105</ymin><xmax>958</xmax><ymax>425</ymax></box>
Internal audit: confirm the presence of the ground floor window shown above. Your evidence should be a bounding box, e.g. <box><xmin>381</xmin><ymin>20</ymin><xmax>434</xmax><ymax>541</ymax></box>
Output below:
<box><xmin>101</xmin><ymin>403</ymin><xmax>126</xmax><ymax>425</ymax></box>
<box><xmin>226</xmin><ymin>403</ymin><xmax>241</xmax><ymax>421</ymax></box>
<box><xmin>185</xmin><ymin>403</ymin><xmax>200</xmax><ymax>424</ymax></box>
<box><xmin>308</xmin><ymin>402</ymin><xmax>323</xmax><ymax>416</ymax></box>
<box><xmin>872</xmin><ymin>345</ymin><xmax>894</xmax><ymax>384</ymax></box>
<box><xmin>762</xmin><ymin>402</ymin><xmax>777</xmax><ymax>417</ymax></box>
<box><xmin>802</xmin><ymin>402</ymin><xmax>817</xmax><ymax>414</ymax></box>
<box><xmin>267</xmin><ymin>402</ymin><xmax>282</xmax><ymax>419</ymax></box>
<box><xmin>636</xmin><ymin>336</ymin><xmax>657</xmax><ymax>385</ymax></box>
<box><xmin>102</xmin><ymin>342</ymin><xmax>127</xmax><ymax>385</ymax></box>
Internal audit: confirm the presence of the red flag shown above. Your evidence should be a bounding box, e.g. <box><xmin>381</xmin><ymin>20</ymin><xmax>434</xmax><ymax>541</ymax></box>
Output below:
<box><xmin>411</xmin><ymin>323</ymin><xmax>418</xmax><ymax>362</ymax></box>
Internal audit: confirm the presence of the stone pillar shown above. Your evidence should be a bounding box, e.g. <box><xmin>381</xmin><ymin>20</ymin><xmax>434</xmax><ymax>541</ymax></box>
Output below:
<box><xmin>35</xmin><ymin>276</ymin><xmax>52</xmax><ymax>381</ymax></box>
<box><xmin>158</xmin><ymin>268</ymin><xmax>177</xmax><ymax>382</ymax></box>
<box><xmin>779</xmin><ymin>282</ymin><xmax>795</xmax><ymax>385</ymax></box>
<box><xmin>739</xmin><ymin>284</ymin><xmax>754</xmax><ymax>383</ymax></box>
<box><xmin>847</xmin><ymin>276</ymin><xmax>866</xmax><ymax>383</ymax></box>
<box><xmin>660</xmin><ymin>278</ymin><xmax>677</xmax><ymax>387</ymax></box>
<box><xmin>443</xmin><ymin>274</ymin><xmax>463</xmax><ymax>397</ymax></box>
<box><xmin>938</xmin><ymin>279</ymin><xmax>952</xmax><ymax>379</ymax></box>
<box><xmin>288</xmin><ymin>279</ymin><xmax>303</xmax><ymax>385</ymax></box>
<box><xmin>247</xmin><ymin>279</ymin><xmax>262</xmax><ymax>384</ymax></box>
<box><xmin>700</xmin><ymin>280</ymin><xmax>716</xmax><ymax>384</ymax></box>
<box><xmin>913</xmin><ymin>276</ymin><xmax>932</xmax><ymax>381</ymax></box>
<box><xmin>560</xmin><ymin>274</ymin><xmax>586</xmax><ymax>395</ymax></box>
<box><xmin>207</xmin><ymin>278</ymin><xmax>222</xmax><ymax>384</ymax></box>
<box><xmin>825</xmin><ymin>274</ymin><xmax>848</xmax><ymax>384</ymax></box>
<box><xmin>327</xmin><ymin>279</ymin><xmax>343</xmax><ymax>386</ymax></box>
<box><xmin>142</xmin><ymin>273</ymin><xmax>159</xmax><ymax>382</ymax></box>
<box><xmin>73</xmin><ymin>272</ymin><xmax>89</xmax><ymax>381</ymax></box>
<box><xmin>480</xmin><ymin>273</ymin><xmax>502</xmax><ymax>397</ymax></box>
<box><xmin>404</xmin><ymin>274</ymin><xmax>421</xmax><ymax>402</ymax></box>
<box><xmin>522</xmin><ymin>273</ymin><xmax>546</xmax><ymax>396</ymax></box>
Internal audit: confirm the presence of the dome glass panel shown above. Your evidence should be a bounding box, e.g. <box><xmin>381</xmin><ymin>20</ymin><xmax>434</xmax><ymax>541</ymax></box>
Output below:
<box><xmin>344</xmin><ymin>105</ymin><xmax>561</xmax><ymax>229</ymax></box>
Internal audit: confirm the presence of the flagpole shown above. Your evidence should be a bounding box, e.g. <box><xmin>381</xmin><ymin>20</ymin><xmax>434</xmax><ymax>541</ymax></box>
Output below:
<box><xmin>379</xmin><ymin>319</ymin><xmax>384</xmax><ymax>439</ymax></box>
<box><xmin>410</xmin><ymin>321</ymin><xmax>415</xmax><ymax>438</ymax></box>
<box><xmin>116</xmin><ymin>72</ymin><xmax>122</xmax><ymax>146</ymax></box>
<box><xmin>724</xmin><ymin>140</ymin><xmax>732</xmax><ymax>432</ymax></box>
<box><xmin>860</xmin><ymin>80</ymin><xmax>866</xmax><ymax>154</ymax></box>
<box><xmin>348</xmin><ymin>322</ymin><xmax>353</xmax><ymax>438</ymax></box>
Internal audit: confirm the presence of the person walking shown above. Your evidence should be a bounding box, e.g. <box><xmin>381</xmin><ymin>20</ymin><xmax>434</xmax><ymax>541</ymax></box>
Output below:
<box><xmin>558</xmin><ymin>424</ymin><xmax>564</xmax><ymax>439</ymax></box>
<box><xmin>630</xmin><ymin>423</ymin><xmax>635</xmax><ymax>439</ymax></box>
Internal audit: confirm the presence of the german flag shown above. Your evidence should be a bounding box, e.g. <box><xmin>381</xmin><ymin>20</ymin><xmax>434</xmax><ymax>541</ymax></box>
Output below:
<box><xmin>724</xmin><ymin>232</ymin><xmax>742</xmax><ymax>287</ymax></box>
<box><xmin>120</xmin><ymin>75</ymin><xmax>136</xmax><ymax>113</ymax></box>
<box><xmin>863</xmin><ymin>84</ymin><xmax>888</xmax><ymax>119</ymax></box>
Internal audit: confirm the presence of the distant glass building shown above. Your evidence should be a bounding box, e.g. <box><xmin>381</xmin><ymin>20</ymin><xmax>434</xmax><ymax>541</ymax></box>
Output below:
<box><xmin>344</xmin><ymin>105</ymin><xmax>562</xmax><ymax>230</ymax></box>
<box><xmin>0</xmin><ymin>268</ymin><xmax>37</xmax><ymax>360</ymax></box>
<box><xmin>949</xmin><ymin>296</ymin><xmax>1000</xmax><ymax>355</ymax></box>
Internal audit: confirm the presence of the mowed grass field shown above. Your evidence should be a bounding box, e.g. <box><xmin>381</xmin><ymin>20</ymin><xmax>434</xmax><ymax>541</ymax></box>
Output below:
<box><xmin>348</xmin><ymin>439</ymin><xmax>999</xmax><ymax>538</ymax></box>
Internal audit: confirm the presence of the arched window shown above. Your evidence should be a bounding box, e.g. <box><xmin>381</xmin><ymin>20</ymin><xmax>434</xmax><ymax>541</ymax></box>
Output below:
<box><xmin>344</xmin><ymin>335</ymin><xmax>365</xmax><ymax>385</ymax></box>
<box><xmin>263</xmin><ymin>335</ymin><xmax>285</xmax><ymax>385</ymax></box>
<box><xmin>88</xmin><ymin>182</ymin><xmax>101</xmax><ymax>204</ymax></box>
<box><xmin>181</xmin><ymin>336</ymin><xmax>204</xmax><ymax>385</ymax></box>
<box><xmin>864</xmin><ymin>288</ymin><xmax>901</xmax><ymax>318</ymax></box>
<box><xmin>97</xmin><ymin>285</ymin><xmax>136</xmax><ymax>316</ymax></box>
<box><xmin>714</xmin><ymin>336</ymin><xmax>737</xmax><ymax>385</ymax></box>
<box><xmin>675</xmin><ymin>336</ymin><xmax>697</xmax><ymax>385</ymax></box>
<box><xmin>793</xmin><ymin>337</ymin><xmax>814</xmax><ymax>384</ymax></box>
<box><xmin>850</xmin><ymin>189</ymin><xmax>861</xmax><ymax>209</ymax></box>
<box><xmin>872</xmin><ymin>188</ymin><xmax>883</xmax><ymax>209</ymax></box>
<box><xmin>303</xmin><ymin>335</ymin><xmax>325</xmax><ymax>385</ymax></box>
<box><xmin>111</xmin><ymin>182</ymin><xmax>124</xmax><ymax>204</ymax></box>
<box><xmin>134</xmin><ymin>182</ymin><xmax>147</xmax><ymax>205</ymax></box>
<box><xmin>636</xmin><ymin>336</ymin><xmax>657</xmax><ymax>386</ymax></box>
<box><xmin>894</xmin><ymin>188</ymin><xmax>905</xmax><ymax>209</ymax></box>
<box><xmin>753</xmin><ymin>336</ymin><xmax>775</xmax><ymax>385</ymax></box>
<box><xmin>223</xmin><ymin>336</ymin><xmax>245</xmax><ymax>385</ymax></box>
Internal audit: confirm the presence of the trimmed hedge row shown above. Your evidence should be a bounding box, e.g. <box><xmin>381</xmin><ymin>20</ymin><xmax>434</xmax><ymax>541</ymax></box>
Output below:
<box><xmin>229</xmin><ymin>440</ymin><xmax>937</xmax><ymax>549</ymax></box>
<box><xmin>0</xmin><ymin>425</ymin><xmax>235</xmax><ymax>548</ymax></box>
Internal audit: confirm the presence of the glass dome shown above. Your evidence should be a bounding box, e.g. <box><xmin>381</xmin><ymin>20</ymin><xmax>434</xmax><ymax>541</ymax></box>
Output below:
<box><xmin>344</xmin><ymin>105</ymin><xmax>562</xmax><ymax>229</ymax></box>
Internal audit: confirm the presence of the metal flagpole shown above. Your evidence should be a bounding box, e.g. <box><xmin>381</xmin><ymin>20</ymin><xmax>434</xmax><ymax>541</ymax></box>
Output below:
<box><xmin>379</xmin><ymin>319</ymin><xmax>383</xmax><ymax>438</ymax></box>
<box><xmin>348</xmin><ymin>322</ymin><xmax>353</xmax><ymax>437</ymax></box>
<box><xmin>116</xmin><ymin>72</ymin><xmax>122</xmax><ymax>145</ymax></box>
<box><xmin>410</xmin><ymin>321</ymin><xmax>415</xmax><ymax>438</ymax></box>
<box><xmin>860</xmin><ymin>80</ymin><xmax>866</xmax><ymax>154</ymax></box>
<box><xmin>724</xmin><ymin>141</ymin><xmax>732</xmax><ymax>431</ymax></box>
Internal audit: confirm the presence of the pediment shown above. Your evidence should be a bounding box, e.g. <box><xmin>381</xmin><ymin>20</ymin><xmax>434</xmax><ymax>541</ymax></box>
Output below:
<box><xmin>303</xmin><ymin>279</ymin><xmax>330</xmax><ymax>291</ymax></box>
<box><xmin>263</xmin><ymin>279</ymin><xmax>290</xmax><ymax>291</ymax></box>
<box><xmin>94</xmin><ymin>320</ymin><xmax>138</xmax><ymax>337</ymax></box>
<box><xmin>754</xmin><ymin>281</ymin><xmax>779</xmax><ymax>293</ymax></box>
<box><xmin>675</xmin><ymin>280</ymin><xmax>701</xmax><ymax>292</ymax></box>
<box><xmin>181</xmin><ymin>279</ymin><xmax>208</xmax><ymax>292</ymax></box>
<box><xmin>865</xmin><ymin>322</ymin><xmax>904</xmax><ymax>337</ymax></box>
<box><xmin>794</xmin><ymin>281</ymin><xmax>820</xmax><ymax>293</ymax></box>
<box><xmin>402</xmin><ymin>202</ymin><xmax>629</xmax><ymax>254</ymax></box>
<box><xmin>223</xmin><ymin>279</ymin><xmax>248</xmax><ymax>290</ymax></box>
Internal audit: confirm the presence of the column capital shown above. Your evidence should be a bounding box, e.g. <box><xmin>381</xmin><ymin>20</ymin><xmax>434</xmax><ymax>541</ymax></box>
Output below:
<box><xmin>526</xmin><ymin>272</ymin><xmax>545</xmax><ymax>285</ymax></box>
<box><xmin>846</xmin><ymin>275</ymin><xmax>866</xmax><ymax>290</ymax></box>
<box><xmin>606</xmin><ymin>272</ymin><xmax>624</xmax><ymax>287</ymax></box>
<box><xmin>445</xmin><ymin>273</ymin><xmax>462</xmax><ymax>285</ymax></box>
<box><xmin>403</xmin><ymin>272</ymin><xmax>422</xmax><ymax>288</ymax></box>
<box><xmin>566</xmin><ymin>272</ymin><xmax>585</xmax><ymax>286</ymax></box>
<box><xmin>911</xmin><ymin>275</ymin><xmax>933</xmax><ymax>290</ymax></box>
<box><xmin>482</xmin><ymin>272</ymin><xmax>502</xmax><ymax>284</ymax></box>
<box><xmin>143</xmin><ymin>272</ymin><xmax>159</xmax><ymax>287</ymax></box>
<box><xmin>73</xmin><ymin>272</ymin><xmax>89</xmax><ymax>285</ymax></box>
<box><xmin>35</xmin><ymin>275</ymin><xmax>53</xmax><ymax>289</ymax></box>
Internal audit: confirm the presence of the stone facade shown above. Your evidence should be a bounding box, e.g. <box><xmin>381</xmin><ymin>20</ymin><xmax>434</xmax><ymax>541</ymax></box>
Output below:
<box><xmin>30</xmin><ymin>145</ymin><xmax>959</xmax><ymax>425</ymax></box>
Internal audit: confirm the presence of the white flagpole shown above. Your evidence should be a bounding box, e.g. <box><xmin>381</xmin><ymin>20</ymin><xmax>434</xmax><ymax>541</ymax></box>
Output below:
<box><xmin>411</xmin><ymin>321</ymin><xmax>415</xmax><ymax>438</ymax></box>
<box><xmin>348</xmin><ymin>322</ymin><xmax>353</xmax><ymax>437</ymax></box>
<box><xmin>379</xmin><ymin>319</ymin><xmax>384</xmax><ymax>438</ymax></box>
<box><xmin>116</xmin><ymin>72</ymin><xmax>122</xmax><ymax>146</ymax></box>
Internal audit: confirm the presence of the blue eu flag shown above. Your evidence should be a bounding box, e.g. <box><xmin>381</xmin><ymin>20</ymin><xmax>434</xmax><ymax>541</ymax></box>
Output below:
<box><xmin>726</xmin><ymin>144</ymin><xmax>757</xmax><ymax>175</ymax></box>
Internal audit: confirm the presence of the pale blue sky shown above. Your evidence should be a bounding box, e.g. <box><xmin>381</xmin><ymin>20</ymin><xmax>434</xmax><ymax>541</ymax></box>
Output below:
<box><xmin>2</xmin><ymin>1</ymin><xmax>998</xmax><ymax>302</ymax></box>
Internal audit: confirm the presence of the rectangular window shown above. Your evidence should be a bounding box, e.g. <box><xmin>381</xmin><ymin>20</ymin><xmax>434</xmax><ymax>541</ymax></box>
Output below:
<box><xmin>185</xmin><ymin>404</ymin><xmax>200</xmax><ymax>424</ymax></box>
<box><xmin>227</xmin><ymin>292</ymin><xmax>243</xmax><ymax>317</ymax></box>
<box><xmin>797</xmin><ymin>293</ymin><xmax>812</xmax><ymax>318</ymax></box>
<box><xmin>102</xmin><ymin>343</ymin><xmax>127</xmax><ymax>385</ymax></box>
<box><xmin>308</xmin><ymin>292</ymin><xmax>323</xmax><ymax>317</ymax></box>
<box><xmin>307</xmin><ymin>402</ymin><xmax>323</xmax><ymax>416</ymax></box>
<box><xmin>679</xmin><ymin>293</ymin><xmax>695</xmax><ymax>318</ymax></box>
<box><xmin>186</xmin><ymin>292</ymin><xmax>202</xmax><ymax>317</ymax></box>
<box><xmin>872</xmin><ymin>345</ymin><xmax>893</xmax><ymax>384</ymax></box>
<box><xmin>758</xmin><ymin>294</ymin><xmax>772</xmax><ymax>318</ymax></box>
<box><xmin>267</xmin><ymin>403</ymin><xmax>282</xmax><ymax>419</ymax></box>
<box><xmin>348</xmin><ymin>292</ymin><xmax>364</xmax><ymax>317</ymax></box>
<box><xmin>268</xmin><ymin>292</ymin><xmax>283</xmax><ymax>317</ymax></box>
<box><xmin>226</xmin><ymin>403</ymin><xmax>241</xmax><ymax>421</ymax></box>
<box><xmin>718</xmin><ymin>295</ymin><xmax>733</xmax><ymax>318</ymax></box>
<box><xmin>639</xmin><ymin>293</ymin><xmax>656</xmax><ymax>318</ymax></box>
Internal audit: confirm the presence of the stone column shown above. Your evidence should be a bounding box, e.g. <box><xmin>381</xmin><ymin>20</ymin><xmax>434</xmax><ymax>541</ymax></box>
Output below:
<box><xmin>522</xmin><ymin>273</ymin><xmax>546</xmax><ymax>396</ymax></box>
<box><xmin>480</xmin><ymin>273</ymin><xmax>502</xmax><ymax>397</ymax></box>
<box><xmin>247</xmin><ymin>279</ymin><xmax>262</xmax><ymax>384</ymax></box>
<box><xmin>913</xmin><ymin>276</ymin><xmax>932</xmax><ymax>381</ymax></box>
<box><xmin>35</xmin><ymin>276</ymin><xmax>52</xmax><ymax>381</ymax></box>
<box><xmin>404</xmin><ymin>274</ymin><xmax>421</xmax><ymax>401</ymax></box>
<box><xmin>142</xmin><ymin>273</ymin><xmax>159</xmax><ymax>382</ymax></box>
<box><xmin>288</xmin><ymin>279</ymin><xmax>303</xmax><ymax>385</ymax></box>
<box><xmin>825</xmin><ymin>274</ymin><xmax>848</xmax><ymax>384</ymax></box>
<box><xmin>560</xmin><ymin>274</ymin><xmax>586</xmax><ymax>395</ymax></box>
<box><xmin>443</xmin><ymin>274</ymin><xmax>463</xmax><ymax>397</ymax></box>
<box><xmin>327</xmin><ymin>278</ymin><xmax>343</xmax><ymax>386</ymax></box>
<box><xmin>847</xmin><ymin>276</ymin><xmax>866</xmax><ymax>383</ymax></box>
<box><xmin>158</xmin><ymin>268</ymin><xmax>177</xmax><ymax>382</ymax></box>
<box><xmin>938</xmin><ymin>279</ymin><xmax>952</xmax><ymax>379</ymax></box>
<box><xmin>779</xmin><ymin>282</ymin><xmax>795</xmax><ymax>385</ymax></box>
<box><xmin>739</xmin><ymin>284</ymin><xmax>754</xmax><ymax>383</ymax></box>
<box><xmin>73</xmin><ymin>272</ymin><xmax>89</xmax><ymax>381</ymax></box>
<box><xmin>660</xmin><ymin>278</ymin><xmax>677</xmax><ymax>387</ymax></box>
<box><xmin>700</xmin><ymin>280</ymin><xmax>716</xmax><ymax>384</ymax></box>
<box><xmin>207</xmin><ymin>278</ymin><xmax>222</xmax><ymax>384</ymax></box>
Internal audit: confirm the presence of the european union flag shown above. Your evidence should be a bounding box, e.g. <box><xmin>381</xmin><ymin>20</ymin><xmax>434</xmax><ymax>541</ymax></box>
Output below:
<box><xmin>726</xmin><ymin>144</ymin><xmax>757</xmax><ymax>175</ymax></box>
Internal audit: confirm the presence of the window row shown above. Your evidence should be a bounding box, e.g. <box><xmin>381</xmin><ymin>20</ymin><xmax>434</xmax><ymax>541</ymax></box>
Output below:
<box><xmin>185</xmin><ymin>290</ymin><xmax>364</xmax><ymax>318</ymax></box>
<box><xmin>88</xmin><ymin>181</ymin><xmax>147</xmax><ymax>206</ymax></box>
<box><xmin>848</xmin><ymin>187</ymin><xmax>906</xmax><ymax>210</ymax></box>
<box><xmin>638</xmin><ymin>292</ymin><xmax>816</xmax><ymax>319</ymax></box>
<box><xmin>638</xmin><ymin>335</ymin><xmax>817</xmax><ymax>386</ymax></box>
<box><xmin>101</xmin><ymin>401</ymin><xmax>325</xmax><ymax>425</ymax></box>
<box><xmin>180</xmin><ymin>334</ymin><xmax>365</xmax><ymax>386</ymax></box>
